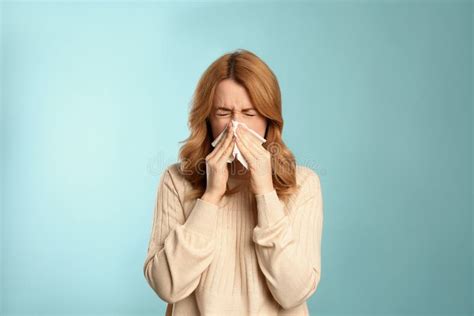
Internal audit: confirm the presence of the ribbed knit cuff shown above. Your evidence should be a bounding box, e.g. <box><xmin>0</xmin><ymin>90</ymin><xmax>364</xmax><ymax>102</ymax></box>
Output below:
<box><xmin>255</xmin><ymin>189</ymin><xmax>286</xmax><ymax>228</ymax></box>
<box><xmin>183</xmin><ymin>198</ymin><xmax>219</xmax><ymax>238</ymax></box>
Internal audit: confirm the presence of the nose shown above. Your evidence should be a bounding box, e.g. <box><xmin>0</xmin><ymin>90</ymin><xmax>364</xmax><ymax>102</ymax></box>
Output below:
<box><xmin>231</xmin><ymin>110</ymin><xmax>245</xmax><ymax>122</ymax></box>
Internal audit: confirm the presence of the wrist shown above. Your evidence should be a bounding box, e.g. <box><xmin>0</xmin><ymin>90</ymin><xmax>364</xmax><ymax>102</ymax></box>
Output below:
<box><xmin>254</xmin><ymin>186</ymin><xmax>275</xmax><ymax>196</ymax></box>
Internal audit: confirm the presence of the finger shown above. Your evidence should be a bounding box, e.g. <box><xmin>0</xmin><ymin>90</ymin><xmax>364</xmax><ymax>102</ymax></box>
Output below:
<box><xmin>214</xmin><ymin>124</ymin><xmax>235</xmax><ymax>158</ymax></box>
<box><xmin>236</xmin><ymin>127</ymin><xmax>263</xmax><ymax>157</ymax></box>
<box><xmin>216</xmin><ymin>131</ymin><xmax>235</xmax><ymax>160</ymax></box>
<box><xmin>216</xmin><ymin>137</ymin><xmax>236</xmax><ymax>163</ymax></box>
<box><xmin>235</xmin><ymin>131</ymin><xmax>256</xmax><ymax>162</ymax></box>
<box><xmin>238</xmin><ymin>126</ymin><xmax>266</xmax><ymax>152</ymax></box>
<box><xmin>208</xmin><ymin>122</ymin><xmax>232</xmax><ymax>159</ymax></box>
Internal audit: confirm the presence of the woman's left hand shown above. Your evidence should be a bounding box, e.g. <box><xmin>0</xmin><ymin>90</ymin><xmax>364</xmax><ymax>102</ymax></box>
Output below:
<box><xmin>235</xmin><ymin>125</ymin><xmax>275</xmax><ymax>195</ymax></box>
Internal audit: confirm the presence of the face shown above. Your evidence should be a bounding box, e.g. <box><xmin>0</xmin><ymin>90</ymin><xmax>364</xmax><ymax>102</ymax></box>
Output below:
<box><xmin>209</xmin><ymin>78</ymin><xmax>267</xmax><ymax>140</ymax></box>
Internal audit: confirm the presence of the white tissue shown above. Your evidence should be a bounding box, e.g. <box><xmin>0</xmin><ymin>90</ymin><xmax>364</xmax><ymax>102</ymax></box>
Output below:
<box><xmin>211</xmin><ymin>120</ymin><xmax>266</xmax><ymax>169</ymax></box>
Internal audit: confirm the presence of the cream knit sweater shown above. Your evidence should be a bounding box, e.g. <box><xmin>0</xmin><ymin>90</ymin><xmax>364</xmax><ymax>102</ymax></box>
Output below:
<box><xmin>143</xmin><ymin>162</ymin><xmax>324</xmax><ymax>316</ymax></box>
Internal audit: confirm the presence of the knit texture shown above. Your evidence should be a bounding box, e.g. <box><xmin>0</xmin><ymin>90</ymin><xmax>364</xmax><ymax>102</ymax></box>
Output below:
<box><xmin>143</xmin><ymin>163</ymin><xmax>324</xmax><ymax>316</ymax></box>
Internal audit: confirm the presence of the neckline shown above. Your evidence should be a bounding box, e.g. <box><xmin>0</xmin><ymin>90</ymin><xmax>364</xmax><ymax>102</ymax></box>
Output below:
<box><xmin>219</xmin><ymin>180</ymin><xmax>249</xmax><ymax>208</ymax></box>
<box><xmin>227</xmin><ymin>175</ymin><xmax>250</xmax><ymax>189</ymax></box>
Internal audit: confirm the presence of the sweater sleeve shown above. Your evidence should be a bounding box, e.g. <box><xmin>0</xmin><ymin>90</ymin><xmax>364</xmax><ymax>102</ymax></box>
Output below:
<box><xmin>252</xmin><ymin>170</ymin><xmax>323</xmax><ymax>310</ymax></box>
<box><xmin>143</xmin><ymin>168</ymin><xmax>220</xmax><ymax>304</ymax></box>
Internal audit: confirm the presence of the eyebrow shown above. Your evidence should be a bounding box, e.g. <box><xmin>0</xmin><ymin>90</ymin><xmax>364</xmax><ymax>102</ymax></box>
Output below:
<box><xmin>216</xmin><ymin>106</ymin><xmax>256</xmax><ymax>111</ymax></box>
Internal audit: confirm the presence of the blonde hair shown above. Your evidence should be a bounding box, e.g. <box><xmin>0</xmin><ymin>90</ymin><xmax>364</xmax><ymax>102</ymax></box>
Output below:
<box><xmin>177</xmin><ymin>49</ymin><xmax>299</xmax><ymax>206</ymax></box>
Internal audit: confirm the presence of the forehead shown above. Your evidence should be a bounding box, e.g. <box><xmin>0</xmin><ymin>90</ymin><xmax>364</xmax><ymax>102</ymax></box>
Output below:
<box><xmin>213</xmin><ymin>79</ymin><xmax>254</xmax><ymax>110</ymax></box>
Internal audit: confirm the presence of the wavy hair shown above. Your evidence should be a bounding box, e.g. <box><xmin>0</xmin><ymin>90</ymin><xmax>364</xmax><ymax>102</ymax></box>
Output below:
<box><xmin>177</xmin><ymin>49</ymin><xmax>299</xmax><ymax>206</ymax></box>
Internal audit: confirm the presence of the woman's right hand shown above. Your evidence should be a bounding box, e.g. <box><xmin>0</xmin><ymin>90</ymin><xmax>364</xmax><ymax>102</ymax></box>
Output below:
<box><xmin>202</xmin><ymin>121</ymin><xmax>235</xmax><ymax>205</ymax></box>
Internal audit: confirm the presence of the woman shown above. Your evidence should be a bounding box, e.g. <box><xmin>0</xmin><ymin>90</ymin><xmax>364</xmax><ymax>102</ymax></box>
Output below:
<box><xmin>143</xmin><ymin>49</ymin><xmax>324</xmax><ymax>316</ymax></box>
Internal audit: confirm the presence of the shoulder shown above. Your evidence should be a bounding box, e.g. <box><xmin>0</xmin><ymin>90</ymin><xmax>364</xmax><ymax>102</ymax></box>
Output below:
<box><xmin>164</xmin><ymin>162</ymin><xmax>185</xmax><ymax>180</ymax></box>
<box><xmin>158</xmin><ymin>162</ymin><xmax>189</xmax><ymax>193</ymax></box>
<box><xmin>293</xmin><ymin>164</ymin><xmax>322</xmax><ymax>203</ymax></box>
<box><xmin>295</xmin><ymin>164</ymin><xmax>321</xmax><ymax>191</ymax></box>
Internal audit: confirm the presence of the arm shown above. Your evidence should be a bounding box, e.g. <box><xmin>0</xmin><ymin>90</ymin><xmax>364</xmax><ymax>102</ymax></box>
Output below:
<box><xmin>252</xmin><ymin>170</ymin><xmax>323</xmax><ymax>310</ymax></box>
<box><xmin>143</xmin><ymin>167</ymin><xmax>220</xmax><ymax>303</ymax></box>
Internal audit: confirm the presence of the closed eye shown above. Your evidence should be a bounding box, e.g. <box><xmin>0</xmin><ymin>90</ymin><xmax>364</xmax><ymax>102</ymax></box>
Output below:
<box><xmin>216</xmin><ymin>111</ymin><xmax>256</xmax><ymax>117</ymax></box>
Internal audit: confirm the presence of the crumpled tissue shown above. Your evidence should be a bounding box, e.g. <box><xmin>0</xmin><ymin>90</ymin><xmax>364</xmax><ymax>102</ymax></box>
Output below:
<box><xmin>211</xmin><ymin>120</ymin><xmax>266</xmax><ymax>169</ymax></box>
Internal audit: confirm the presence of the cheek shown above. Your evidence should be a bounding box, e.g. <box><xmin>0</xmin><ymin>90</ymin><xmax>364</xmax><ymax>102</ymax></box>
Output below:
<box><xmin>246</xmin><ymin>120</ymin><xmax>267</xmax><ymax>138</ymax></box>
<box><xmin>211</xmin><ymin>122</ymin><xmax>228</xmax><ymax>139</ymax></box>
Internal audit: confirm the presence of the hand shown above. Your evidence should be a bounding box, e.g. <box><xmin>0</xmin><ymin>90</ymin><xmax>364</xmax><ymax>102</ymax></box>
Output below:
<box><xmin>202</xmin><ymin>121</ymin><xmax>236</xmax><ymax>204</ymax></box>
<box><xmin>235</xmin><ymin>125</ymin><xmax>274</xmax><ymax>195</ymax></box>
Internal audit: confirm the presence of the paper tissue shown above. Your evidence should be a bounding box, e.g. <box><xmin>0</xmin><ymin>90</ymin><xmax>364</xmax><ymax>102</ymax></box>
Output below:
<box><xmin>211</xmin><ymin>120</ymin><xmax>266</xmax><ymax>169</ymax></box>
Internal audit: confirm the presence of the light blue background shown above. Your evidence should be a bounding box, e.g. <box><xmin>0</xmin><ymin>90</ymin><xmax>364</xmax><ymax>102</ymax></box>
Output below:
<box><xmin>0</xmin><ymin>1</ymin><xmax>472</xmax><ymax>315</ymax></box>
